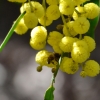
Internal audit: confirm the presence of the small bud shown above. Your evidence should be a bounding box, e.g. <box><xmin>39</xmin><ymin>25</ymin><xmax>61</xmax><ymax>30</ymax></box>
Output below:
<box><xmin>80</xmin><ymin>71</ymin><xmax>87</xmax><ymax>78</ymax></box>
<box><xmin>37</xmin><ymin>66</ymin><xmax>43</xmax><ymax>72</ymax></box>
<box><xmin>51</xmin><ymin>68</ymin><xmax>56</xmax><ymax>73</ymax></box>
<box><xmin>56</xmin><ymin>24</ymin><xmax>63</xmax><ymax>30</ymax></box>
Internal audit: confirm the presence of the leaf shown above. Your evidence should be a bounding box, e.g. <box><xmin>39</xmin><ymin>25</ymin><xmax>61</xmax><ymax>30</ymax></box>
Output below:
<box><xmin>0</xmin><ymin>11</ymin><xmax>26</xmax><ymax>52</ymax></box>
<box><xmin>86</xmin><ymin>17</ymin><xmax>99</xmax><ymax>38</ymax></box>
<box><xmin>44</xmin><ymin>85</ymin><xmax>55</xmax><ymax>100</ymax></box>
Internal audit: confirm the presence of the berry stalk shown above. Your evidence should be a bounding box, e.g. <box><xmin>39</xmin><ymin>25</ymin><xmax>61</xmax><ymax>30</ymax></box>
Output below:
<box><xmin>44</xmin><ymin>53</ymin><xmax>63</xmax><ymax>100</ymax></box>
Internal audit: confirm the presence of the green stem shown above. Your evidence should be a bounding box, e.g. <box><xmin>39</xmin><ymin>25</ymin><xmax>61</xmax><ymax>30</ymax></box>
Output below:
<box><xmin>44</xmin><ymin>53</ymin><xmax>63</xmax><ymax>100</ymax></box>
<box><xmin>60</xmin><ymin>14</ymin><xmax>71</xmax><ymax>36</ymax></box>
<box><xmin>42</xmin><ymin>0</ymin><xmax>46</xmax><ymax>27</ymax></box>
<box><xmin>52</xmin><ymin>53</ymin><xmax>63</xmax><ymax>84</ymax></box>
<box><xmin>74</xmin><ymin>8</ymin><xmax>81</xmax><ymax>16</ymax></box>
<box><xmin>28</xmin><ymin>0</ymin><xmax>34</xmax><ymax>12</ymax></box>
<box><xmin>42</xmin><ymin>0</ymin><xmax>46</xmax><ymax>10</ymax></box>
<box><xmin>79</xmin><ymin>34</ymin><xmax>82</xmax><ymax>40</ymax></box>
<box><xmin>0</xmin><ymin>11</ymin><xmax>26</xmax><ymax>52</ymax></box>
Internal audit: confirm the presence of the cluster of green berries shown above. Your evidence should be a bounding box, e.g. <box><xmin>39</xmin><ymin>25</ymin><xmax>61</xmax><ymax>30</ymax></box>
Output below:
<box><xmin>8</xmin><ymin>0</ymin><xmax>100</xmax><ymax>77</ymax></box>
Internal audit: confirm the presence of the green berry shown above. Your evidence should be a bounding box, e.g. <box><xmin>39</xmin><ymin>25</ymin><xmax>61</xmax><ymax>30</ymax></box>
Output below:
<box><xmin>24</xmin><ymin>12</ymin><xmax>38</xmax><ymax>29</ymax></box>
<box><xmin>83</xmin><ymin>60</ymin><xmax>100</xmax><ymax>77</ymax></box>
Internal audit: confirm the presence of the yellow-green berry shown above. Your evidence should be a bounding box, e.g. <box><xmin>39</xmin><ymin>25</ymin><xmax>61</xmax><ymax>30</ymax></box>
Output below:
<box><xmin>63</xmin><ymin>21</ymin><xmax>78</xmax><ymax>37</ymax></box>
<box><xmin>20</xmin><ymin>2</ymin><xmax>32</xmax><ymax>13</ymax></box>
<box><xmin>72</xmin><ymin>6</ymin><xmax>86</xmax><ymax>20</ymax></box>
<box><xmin>24</xmin><ymin>12</ymin><xmax>38</xmax><ymax>29</ymax></box>
<box><xmin>31</xmin><ymin>1</ymin><xmax>45</xmax><ymax>18</ymax></box>
<box><xmin>59</xmin><ymin>36</ymin><xmax>75</xmax><ymax>52</ymax></box>
<box><xmin>46</xmin><ymin>5</ymin><xmax>60</xmax><ymax>20</ymax></box>
<box><xmin>73</xmin><ymin>40</ymin><xmax>89</xmax><ymax>51</ymax></box>
<box><xmin>84</xmin><ymin>3</ymin><xmax>100</xmax><ymax>19</ymax></box>
<box><xmin>83</xmin><ymin>60</ymin><xmax>100</xmax><ymax>77</ymax></box>
<box><xmin>73</xmin><ymin>17</ymin><xmax>90</xmax><ymax>34</ymax></box>
<box><xmin>30</xmin><ymin>26</ymin><xmax>47</xmax><ymax>50</ymax></box>
<box><xmin>71</xmin><ymin>47</ymin><xmax>90</xmax><ymax>63</ymax></box>
<box><xmin>35</xmin><ymin>50</ymin><xmax>50</xmax><ymax>66</ymax></box>
<box><xmin>35</xmin><ymin>50</ymin><xmax>57</xmax><ymax>68</ymax></box>
<box><xmin>30</xmin><ymin>38</ymin><xmax>46</xmax><ymax>50</ymax></box>
<box><xmin>38</xmin><ymin>14</ymin><xmax>53</xmax><ymax>26</ymax></box>
<box><xmin>83</xmin><ymin>36</ymin><xmax>96</xmax><ymax>52</ymax></box>
<box><xmin>31</xmin><ymin>26</ymin><xmax>47</xmax><ymax>41</ymax></box>
<box><xmin>14</xmin><ymin>19</ymin><xmax>28</xmax><ymax>35</ymax></box>
<box><xmin>47</xmin><ymin>31</ymin><xmax>63</xmax><ymax>46</ymax></box>
<box><xmin>20</xmin><ymin>1</ymin><xmax>44</xmax><ymax>18</ymax></box>
<box><xmin>59</xmin><ymin>0</ymin><xmax>74</xmax><ymax>15</ymax></box>
<box><xmin>60</xmin><ymin>57</ymin><xmax>79</xmax><ymax>74</ymax></box>
<box><xmin>52</xmin><ymin>45</ymin><xmax>62</xmax><ymax>54</ymax></box>
<box><xmin>46</xmin><ymin>0</ymin><xmax>59</xmax><ymax>5</ymax></box>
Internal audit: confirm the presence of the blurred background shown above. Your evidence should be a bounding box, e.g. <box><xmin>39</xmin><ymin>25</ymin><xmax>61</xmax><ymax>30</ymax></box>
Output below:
<box><xmin>0</xmin><ymin>0</ymin><xmax>100</xmax><ymax>100</ymax></box>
